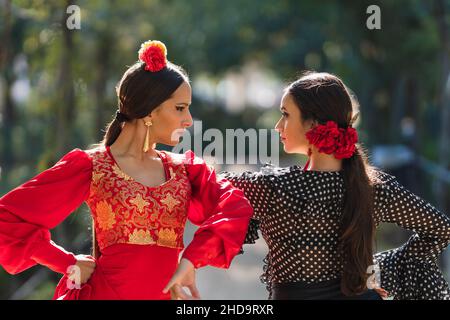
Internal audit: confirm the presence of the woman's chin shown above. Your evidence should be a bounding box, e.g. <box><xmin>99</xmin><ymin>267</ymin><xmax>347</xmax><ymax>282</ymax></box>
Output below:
<box><xmin>157</xmin><ymin>138</ymin><xmax>179</xmax><ymax>147</ymax></box>
<box><xmin>167</xmin><ymin>140</ymin><xmax>179</xmax><ymax>147</ymax></box>
<box><xmin>283</xmin><ymin>144</ymin><xmax>293</xmax><ymax>153</ymax></box>
<box><xmin>283</xmin><ymin>144</ymin><xmax>305</xmax><ymax>155</ymax></box>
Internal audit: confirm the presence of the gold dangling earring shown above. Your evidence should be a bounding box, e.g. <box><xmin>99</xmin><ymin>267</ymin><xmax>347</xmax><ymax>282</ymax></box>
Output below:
<box><xmin>143</xmin><ymin>120</ymin><xmax>153</xmax><ymax>153</ymax></box>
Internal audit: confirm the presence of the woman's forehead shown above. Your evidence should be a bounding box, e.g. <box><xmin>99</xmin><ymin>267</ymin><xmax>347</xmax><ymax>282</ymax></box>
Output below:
<box><xmin>281</xmin><ymin>93</ymin><xmax>296</xmax><ymax>108</ymax></box>
<box><xmin>176</xmin><ymin>82</ymin><xmax>192</xmax><ymax>96</ymax></box>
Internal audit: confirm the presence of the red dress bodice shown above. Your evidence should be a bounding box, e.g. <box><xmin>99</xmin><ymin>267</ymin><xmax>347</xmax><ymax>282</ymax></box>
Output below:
<box><xmin>87</xmin><ymin>147</ymin><xmax>191</xmax><ymax>252</ymax></box>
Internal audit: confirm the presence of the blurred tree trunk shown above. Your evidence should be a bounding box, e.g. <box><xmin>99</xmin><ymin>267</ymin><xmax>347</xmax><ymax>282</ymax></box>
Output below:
<box><xmin>55</xmin><ymin>0</ymin><xmax>76</xmax><ymax>158</ymax></box>
<box><xmin>0</xmin><ymin>0</ymin><xmax>15</xmax><ymax>176</ymax></box>
<box><xmin>432</xmin><ymin>0</ymin><xmax>450</xmax><ymax>275</ymax></box>
<box><xmin>93</xmin><ymin>0</ymin><xmax>117</xmax><ymax>142</ymax></box>
<box><xmin>404</xmin><ymin>77</ymin><xmax>423</xmax><ymax>195</ymax></box>
<box><xmin>94</xmin><ymin>32</ymin><xmax>113</xmax><ymax>141</ymax></box>
<box><xmin>359</xmin><ymin>74</ymin><xmax>377</xmax><ymax>145</ymax></box>
<box><xmin>433</xmin><ymin>0</ymin><xmax>450</xmax><ymax>215</ymax></box>
<box><xmin>51</xmin><ymin>0</ymin><xmax>77</xmax><ymax>247</ymax></box>
<box><xmin>390</xmin><ymin>76</ymin><xmax>406</xmax><ymax>143</ymax></box>
<box><xmin>0</xmin><ymin>1</ymin><xmax>20</xmax><ymax>294</ymax></box>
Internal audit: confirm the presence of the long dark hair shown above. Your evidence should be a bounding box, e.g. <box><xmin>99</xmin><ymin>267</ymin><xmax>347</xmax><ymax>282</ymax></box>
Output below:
<box><xmin>287</xmin><ymin>71</ymin><xmax>377</xmax><ymax>296</ymax></box>
<box><xmin>102</xmin><ymin>61</ymin><xmax>188</xmax><ymax>146</ymax></box>
<box><xmin>92</xmin><ymin>60</ymin><xmax>188</xmax><ymax>259</ymax></box>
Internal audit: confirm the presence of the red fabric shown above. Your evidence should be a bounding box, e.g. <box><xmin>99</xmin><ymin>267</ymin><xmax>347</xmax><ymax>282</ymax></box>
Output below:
<box><xmin>53</xmin><ymin>244</ymin><xmax>178</xmax><ymax>300</ymax></box>
<box><xmin>88</xmin><ymin>147</ymin><xmax>191</xmax><ymax>251</ymax></box>
<box><xmin>182</xmin><ymin>150</ymin><xmax>253</xmax><ymax>269</ymax></box>
<box><xmin>0</xmin><ymin>147</ymin><xmax>253</xmax><ymax>299</ymax></box>
<box><xmin>305</xmin><ymin>121</ymin><xmax>358</xmax><ymax>159</ymax></box>
<box><xmin>139</xmin><ymin>45</ymin><xmax>166</xmax><ymax>72</ymax></box>
<box><xmin>0</xmin><ymin>149</ymin><xmax>91</xmax><ymax>274</ymax></box>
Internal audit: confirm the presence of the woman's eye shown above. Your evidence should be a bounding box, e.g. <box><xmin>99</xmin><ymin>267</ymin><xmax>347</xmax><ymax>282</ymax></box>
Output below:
<box><xmin>176</xmin><ymin>106</ymin><xmax>185</xmax><ymax>112</ymax></box>
<box><xmin>282</xmin><ymin>112</ymin><xmax>289</xmax><ymax>117</ymax></box>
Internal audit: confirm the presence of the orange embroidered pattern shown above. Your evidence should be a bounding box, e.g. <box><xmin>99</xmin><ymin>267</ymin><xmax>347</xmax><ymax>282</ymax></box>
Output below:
<box><xmin>86</xmin><ymin>147</ymin><xmax>191</xmax><ymax>252</ymax></box>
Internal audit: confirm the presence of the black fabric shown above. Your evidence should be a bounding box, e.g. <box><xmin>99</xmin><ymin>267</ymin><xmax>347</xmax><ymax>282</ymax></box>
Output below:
<box><xmin>271</xmin><ymin>279</ymin><xmax>382</xmax><ymax>300</ymax></box>
<box><xmin>220</xmin><ymin>165</ymin><xmax>450</xmax><ymax>300</ymax></box>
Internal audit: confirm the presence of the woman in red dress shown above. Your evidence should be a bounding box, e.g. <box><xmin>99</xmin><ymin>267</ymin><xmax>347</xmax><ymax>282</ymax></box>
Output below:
<box><xmin>0</xmin><ymin>40</ymin><xmax>253</xmax><ymax>300</ymax></box>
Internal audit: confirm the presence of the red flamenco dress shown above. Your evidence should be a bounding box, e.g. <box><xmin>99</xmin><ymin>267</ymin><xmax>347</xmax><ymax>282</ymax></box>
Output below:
<box><xmin>0</xmin><ymin>146</ymin><xmax>253</xmax><ymax>299</ymax></box>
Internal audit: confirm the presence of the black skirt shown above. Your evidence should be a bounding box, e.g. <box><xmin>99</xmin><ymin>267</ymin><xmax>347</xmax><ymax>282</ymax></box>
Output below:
<box><xmin>271</xmin><ymin>278</ymin><xmax>383</xmax><ymax>300</ymax></box>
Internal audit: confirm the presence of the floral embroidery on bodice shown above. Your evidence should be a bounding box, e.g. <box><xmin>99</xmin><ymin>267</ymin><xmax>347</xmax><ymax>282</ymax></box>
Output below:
<box><xmin>86</xmin><ymin>147</ymin><xmax>191</xmax><ymax>252</ymax></box>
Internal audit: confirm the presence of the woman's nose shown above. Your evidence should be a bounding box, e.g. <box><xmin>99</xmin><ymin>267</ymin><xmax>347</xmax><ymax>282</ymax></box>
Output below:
<box><xmin>183</xmin><ymin>111</ymin><xmax>193</xmax><ymax>128</ymax></box>
<box><xmin>275</xmin><ymin>118</ymin><xmax>283</xmax><ymax>132</ymax></box>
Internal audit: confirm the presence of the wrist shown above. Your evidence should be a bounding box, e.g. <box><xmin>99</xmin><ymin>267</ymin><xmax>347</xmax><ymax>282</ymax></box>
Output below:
<box><xmin>31</xmin><ymin>240</ymin><xmax>77</xmax><ymax>275</ymax></box>
<box><xmin>181</xmin><ymin>257</ymin><xmax>196</xmax><ymax>270</ymax></box>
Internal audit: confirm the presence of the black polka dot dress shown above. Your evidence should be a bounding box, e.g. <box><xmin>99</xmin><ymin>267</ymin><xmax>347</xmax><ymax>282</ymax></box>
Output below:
<box><xmin>220</xmin><ymin>164</ymin><xmax>450</xmax><ymax>300</ymax></box>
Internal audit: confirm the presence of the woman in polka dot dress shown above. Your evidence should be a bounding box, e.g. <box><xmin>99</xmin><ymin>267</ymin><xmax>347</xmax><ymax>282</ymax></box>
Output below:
<box><xmin>221</xmin><ymin>72</ymin><xmax>450</xmax><ymax>300</ymax></box>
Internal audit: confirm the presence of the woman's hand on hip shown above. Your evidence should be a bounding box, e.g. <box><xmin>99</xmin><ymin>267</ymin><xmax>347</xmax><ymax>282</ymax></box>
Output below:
<box><xmin>68</xmin><ymin>254</ymin><xmax>96</xmax><ymax>285</ymax></box>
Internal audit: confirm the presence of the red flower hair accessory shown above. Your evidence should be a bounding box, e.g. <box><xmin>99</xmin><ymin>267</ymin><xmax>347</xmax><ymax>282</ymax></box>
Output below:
<box><xmin>305</xmin><ymin>121</ymin><xmax>358</xmax><ymax>160</ymax></box>
<box><xmin>138</xmin><ymin>40</ymin><xmax>168</xmax><ymax>72</ymax></box>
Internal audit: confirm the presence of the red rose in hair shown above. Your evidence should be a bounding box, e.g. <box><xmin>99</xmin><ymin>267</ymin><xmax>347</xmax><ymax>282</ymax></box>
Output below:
<box><xmin>306</xmin><ymin>121</ymin><xmax>340</xmax><ymax>154</ymax></box>
<box><xmin>305</xmin><ymin>121</ymin><xmax>358</xmax><ymax>159</ymax></box>
<box><xmin>334</xmin><ymin>127</ymin><xmax>358</xmax><ymax>159</ymax></box>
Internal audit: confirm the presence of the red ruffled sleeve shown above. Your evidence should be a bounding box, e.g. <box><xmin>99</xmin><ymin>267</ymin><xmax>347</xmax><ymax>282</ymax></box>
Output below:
<box><xmin>0</xmin><ymin>148</ymin><xmax>92</xmax><ymax>275</ymax></box>
<box><xmin>181</xmin><ymin>151</ymin><xmax>253</xmax><ymax>269</ymax></box>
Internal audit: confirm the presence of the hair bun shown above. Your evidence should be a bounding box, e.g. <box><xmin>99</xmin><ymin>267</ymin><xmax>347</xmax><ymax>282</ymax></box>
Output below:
<box><xmin>138</xmin><ymin>40</ymin><xmax>168</xmax><ymax>72</ymax></box>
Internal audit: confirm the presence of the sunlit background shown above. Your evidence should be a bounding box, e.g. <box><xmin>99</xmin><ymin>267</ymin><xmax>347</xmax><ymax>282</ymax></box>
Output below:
<box><xmin>0</xmin><ymin>0</ymin><xmax>449</xmax><ymax>299</ymax></box>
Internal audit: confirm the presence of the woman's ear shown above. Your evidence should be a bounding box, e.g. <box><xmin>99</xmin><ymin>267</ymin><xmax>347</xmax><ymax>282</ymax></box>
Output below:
<box><xmin>143</xmin><ymin>115</ymin><xmax>152</xmax><ymax>123</ymax></box>
<box><xmin>144</xmin><ymin>108</ymin><xmax>158</xmax><ymax>123</ymax></box>
<box><xmin>148</xmin><ymin>104</ymin><xmax>162</xmax><ymax>120</ymax></box>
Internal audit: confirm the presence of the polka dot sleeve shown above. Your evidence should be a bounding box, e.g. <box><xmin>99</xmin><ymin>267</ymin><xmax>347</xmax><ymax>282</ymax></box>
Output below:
<box><xmin>219</xmin><ymin>169</ymin><xmax>274</xmax><ymax>245</ymax></box>
<box><xmin>373</xmin><ymin>173</ymin><xmax>450</xmax><ymax>299</ymax></box>
<box><xmin>219</xmin><ymin>169</ymin><xmax>274</xmax><ymax>222</ymax></box>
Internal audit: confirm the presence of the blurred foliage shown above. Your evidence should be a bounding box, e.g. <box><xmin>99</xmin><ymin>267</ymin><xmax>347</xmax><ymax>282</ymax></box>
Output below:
<box><xmin>0</xmin><ymin>0</ymin><xmax>449</xmax><ymax>299</ymax></box>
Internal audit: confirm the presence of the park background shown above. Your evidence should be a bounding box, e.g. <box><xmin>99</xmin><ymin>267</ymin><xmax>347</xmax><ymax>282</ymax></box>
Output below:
<box><xmin>0</xmin><ymin>0</ymin><xmax>449</xmax><ymax>299</ymax></box>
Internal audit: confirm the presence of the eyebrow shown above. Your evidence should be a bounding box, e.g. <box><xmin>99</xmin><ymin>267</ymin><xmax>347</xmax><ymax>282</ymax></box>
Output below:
<box><xmin>280</xmin><ymin>106</ymin><xmax>287</xmax><ymax>111</ymax></box>
<box><xmin>176</xmin><ymin>102</ymin><xmax>191</xmax><ymax>106</ymax></box>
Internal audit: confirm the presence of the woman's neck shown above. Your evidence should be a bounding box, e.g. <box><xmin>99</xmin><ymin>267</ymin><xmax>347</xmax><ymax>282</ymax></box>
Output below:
<box><xmin>110</xmin><ymin>121</ymin><xmax>158</xmax><ymax>160</ymax></box>
<box><xmin>306</xmin><ymin>151</ymin><xmax>342</xmax><ymax>172</ymax></box>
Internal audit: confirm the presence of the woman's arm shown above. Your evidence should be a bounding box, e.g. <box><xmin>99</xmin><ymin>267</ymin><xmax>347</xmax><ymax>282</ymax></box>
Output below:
<box><xmin>163</xmin><ymin>151</ymin><xmax>254</xmax><ymax>299</ymax></box>
<box><xmin>0</xmin><ymin>149</ymin><xmax>92</xmax><ymax>275</ymax></box>
<box><xmin>220</xmin><ymin>168</ymin><xmax>273</xmax><ymax>222</ymax></box>
<box><xmin>219</xmin><ymin>168</ymin><xmax>274</xmax><ymax>246</ymax></box>
<box><xmin>180</xmin><ymin>151</ymin><xmax>254</xmax><ymax>269</ymax></box>
<box><xmin>373</xmin><ymin>172</ymin><xmax>450</xmax><ymax>299</ymax></box>
<box><xmin>374</xmin><ymin>173</ymin><xmax>450</xmax><ymax>261</ymax></box>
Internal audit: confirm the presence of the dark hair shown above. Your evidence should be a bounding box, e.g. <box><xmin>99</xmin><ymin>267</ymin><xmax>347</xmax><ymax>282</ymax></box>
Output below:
<box><xmin>287</xmin><ymin>71</ymin><xmax>377</xmax><ymax>296</ymax></box>
<box><xmin>102</xmin><ymin>61</ymin><xmax>189</xmax><ymax>146</ymax></box>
